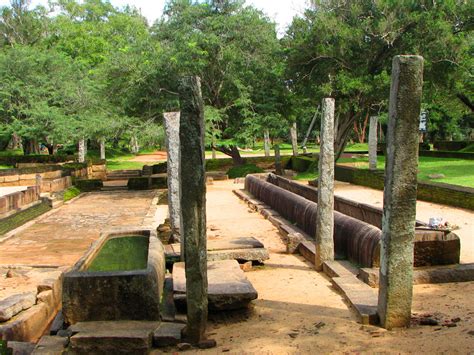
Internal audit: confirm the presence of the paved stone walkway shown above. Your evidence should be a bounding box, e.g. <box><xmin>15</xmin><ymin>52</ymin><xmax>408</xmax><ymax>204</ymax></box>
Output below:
<box><xmin>0</xmin><ymin>190</ymin><xmax>158</xmax><ymax>267</ymax></box>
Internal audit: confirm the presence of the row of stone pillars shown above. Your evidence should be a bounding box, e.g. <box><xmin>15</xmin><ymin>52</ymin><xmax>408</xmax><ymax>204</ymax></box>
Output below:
<box><xmin>315</xmin><ymin>55</ymin><xmax>424</xmax><ymax>329</ymax></box>
<box><xmin>163</xmin><ymin>55</ymin><xmax>423</xmax><ymax>342</ymax></box>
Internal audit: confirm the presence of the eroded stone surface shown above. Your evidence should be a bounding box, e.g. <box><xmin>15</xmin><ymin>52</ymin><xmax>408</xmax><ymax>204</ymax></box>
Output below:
<box><xmin>315</xmin><ymin>98</ymin><xmax>335</xmax><ymax>271</ymax></box>
<box><xmin>378</xmin><ymin>55</ymin><xmax>424</xmax><ymax>329</ymax></box>
<box><xmin>0</xmin><ymin>292</ymin><xmax>36</xmax><ymax>322</ymax></box>
<box><xmin>153</xmin><ymin>322</ymin><xmax>185</xmax><ymax>347</ymax></box>
<box><xmin>32</xmin><ymin>336</ymin><xmax>67</xmax><ymax>354</ymax></box>
<box><xmin>369</xmin><ymin>116</ymin><xmax>378</xmax><ymax>170</ymax></box>
<box><xmin>173</xmin><ymin>260</ymin><xmax>258</xmax><ymax>311</ymax></box>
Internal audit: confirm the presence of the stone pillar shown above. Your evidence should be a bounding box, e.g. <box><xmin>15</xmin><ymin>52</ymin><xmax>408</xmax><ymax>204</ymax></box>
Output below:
<box><xmin>369</xmin><ymin>116</ymin><xmax>378</xmax><ymax>170</ymax></box>
<box><xmin>35</xmin><ymin>174</ymin><xmax>42</xmax><ymax>194</ymax></box>
<box><xmin>211</xmin><ymin>147</ymin><xmax>217</xmax><ymax>160</ymax></box>
<box><xmin>178</xmin><ymin>76</ymin><xmax>208</xmax><ymax>344</ymax></box>
<box><xmin>99</xmin><ymin>137</ymin><xmax>106</xmax><ymax>160</ymax></box>
<box><xmin>315</xmin><ymin>98</ymin><xmax>335</xmax><ymax>271</ymax></box>
<box><xmin>78</xmin><ymin>138</ymin><xmax>85</xmax><ymax>163</ymax></box>
<box><xmin>264</xmin><ymin>129</ymin><xmax>270</xmax><ymax>157</ymax></box>
<box><xmin>274</xmin><ymin>144</ymin><xmax>283</xmax><ymax>175</ymax></box>
<box><xmin>290</xmin><ymin>122</ymin><xmax>298</xmax><ymax>156</ymax></box>
<box><xmin>163</xmin><ymin>112</ymin><xmax>182</xmax><ymax>246</ymax></box>
<box><xmin>378</xmin><ymin>55</ymin><xmax>424</xmax><ymax>330</ymax></box>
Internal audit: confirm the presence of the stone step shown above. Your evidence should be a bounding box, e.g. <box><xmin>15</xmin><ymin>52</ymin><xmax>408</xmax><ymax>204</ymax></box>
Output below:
<box><xmin>68</xmin><ymin>321</ymin><xmax>159</xmax><ymax>355</ymax></box>
<box><xmin>331</xmin><ymin>275</ymin><xmax>379</xmax><ymax>325</ymax></box>
<box><xmin>153</xmin><ymin>322</ymin><xmax>186</xmax><ymax>347</ymax></box>
<box><xmin>323</xmin><ymin>260</ymin><xmax>359</xmax><ymax>279</ymax></box>
<box><xmin>100</xmin><ymin>186</ymin><xmax>128</xmax><ymax>192</ymax></box>
<box><xmin>173</xmin><ymin>260</ymin><xmax>258</xmax><ymax>311</ymax></box>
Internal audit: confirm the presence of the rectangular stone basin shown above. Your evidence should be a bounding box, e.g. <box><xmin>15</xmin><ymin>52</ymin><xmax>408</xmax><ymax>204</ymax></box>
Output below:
<box><xmin>62</xmin><ymin>228</ymin><xmax>165</xmax><ymax>324</ymax></box>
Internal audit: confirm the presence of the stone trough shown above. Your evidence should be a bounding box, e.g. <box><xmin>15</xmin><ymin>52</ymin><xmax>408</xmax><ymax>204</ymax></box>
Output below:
<box><xmin>62</xmin><ymin>228</ymin><xmax>165</xmax><ymax>324</ymax></box>
<box><xmin>244</xmin><ymin>174</ymin><xmax>460</xmax><ymax>268</ymax></box>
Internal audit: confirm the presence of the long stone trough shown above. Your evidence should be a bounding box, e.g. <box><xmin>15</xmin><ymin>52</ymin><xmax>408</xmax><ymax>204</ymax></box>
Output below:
<box><xmin>245</xmin><ymin>174</ymin><xmax>460</xmax><ymax>268</ymax></box>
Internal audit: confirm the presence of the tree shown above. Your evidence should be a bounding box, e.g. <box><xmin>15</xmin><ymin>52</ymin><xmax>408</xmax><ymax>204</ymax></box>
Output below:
<box><xmin>284</xmin><ymin>0</ymin><xmax>473</xmax><ymax>159</ymax></box>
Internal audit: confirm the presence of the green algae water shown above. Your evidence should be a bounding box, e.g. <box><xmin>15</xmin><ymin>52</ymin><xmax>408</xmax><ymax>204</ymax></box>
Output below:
<box><xmin>87</xmin><ymin>236</ymin><xmax>149</xmax><ymax>272</ymax></box>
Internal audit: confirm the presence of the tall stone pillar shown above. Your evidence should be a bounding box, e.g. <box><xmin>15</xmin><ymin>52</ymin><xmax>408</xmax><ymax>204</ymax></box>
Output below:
<box><xmin>99</xmin><ymin>137</ymin><xmax>106</xmax><ymax>160</ymax></box>
<box><xmin>264</xmin><ymin>129</ymin><xmax>270</xmax><ymax>157</ymax></box>
<box><xmin>290</xmin><ymin>122</ymin><xmax>298</xmax><ymax>156</ymax></box>
<box><xmin>378</xmin><ymin>55</ymin><xmax>424</xmax><ymax>329</ymax></box>
<box><xmin>274</xmin><ymin>145</ymin><xmax>283</xmax><ymax>175</ymax></box>
<box><xmin>369</xmin><ymin>116</ymin><xmax>378</xmax><ymax>170</ymax></box>
<box><xmin>164</xmin><ymin>112</ymin><xmax>182</xmax><ymax>247</ymax></box>
<box><xmin>78</xmin><ymin>138</ymin><xmax>85</xmax><ymax>163</ymax></box>
<box><xmin>178</xmin><ymin>76</ymin><xmax>208</xmax><ymax>344</ymax></box>
<box><xmin>315</xmin><ymin>98</ymin><xmax>335</xmax><ymax>271</ymax></box>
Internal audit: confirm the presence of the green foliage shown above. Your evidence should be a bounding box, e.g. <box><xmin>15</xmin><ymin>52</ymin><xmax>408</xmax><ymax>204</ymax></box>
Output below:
<box><xmin>227</xmin><ymin>164</ymin><xmax>264</xmax><ymax>178</ymax></box>
<box><xmin>63</xmin><ymin>186</ymin><xmax>81</xmax><ymax>202</ymax></box>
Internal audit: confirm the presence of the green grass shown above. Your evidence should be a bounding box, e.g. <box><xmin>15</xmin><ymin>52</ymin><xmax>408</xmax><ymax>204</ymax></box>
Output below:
<box><xmin>344</xmin><ymin>143</ymin><xmax>369</xmax><ymax>151</ymax></box>
<box><xmin>106</xmin><ymin>160</ymin><xmax>149</xmax><ymax>171</ymax></box>
<box><xmin>63</xmin><ymin>186</ymin><xmax>81</xmax><ymax>202</ymax></box>
<box><xmin>336</xmin><ymin>155</ymin><xmax>474</xmax><ymax>188</ymax></box>
<box><xmin>0</xmin><ymin>165</ymin><xmax>12</xmax><ymax>169</ymax></box>
<box><xmin>0</xmin><ymin>202</ymin><xmax>51</xmax><ymax>235</ymax></box>
<box><xmin>460</xmin><ymin>143</ymin><xmax>474</xmax><ymax>153</ymax></box>
<box><xmin>0</xmin><ymin>149</ymin><xmax>23</xmax><ymax>156</ymax></box>
<box><xmin>294</xmin><ymin>171</ymin><xmax>319</xmax><ymax>181</ymax></box>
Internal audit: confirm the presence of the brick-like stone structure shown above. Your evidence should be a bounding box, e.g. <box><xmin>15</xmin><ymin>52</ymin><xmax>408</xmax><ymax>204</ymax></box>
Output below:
<box><xmin>315</xmin><ymin>98</ymin><xmax>335</xmax><ymax>271</ymax></box>
<box><xmin>378</xmin><ymin>55</ymin><xmax>424</xmax><ymax>329</ymax></box>
<box><xmin>163</xmin><ymin>112</ymin><xmax>182</xmax><ymax>247</ymax></box>
<box><xmin>178</xmin><ymin>76</ymin><xmax>208</xmax><ymax>344</ymax></box>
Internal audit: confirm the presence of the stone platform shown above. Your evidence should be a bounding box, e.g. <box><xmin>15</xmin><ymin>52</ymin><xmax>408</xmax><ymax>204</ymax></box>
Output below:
<box><xmin>165</xmin><ymin>236</ymin><xmax>269</xmax><ymax>264</ymax></box>
<box><xmin>173</xmin><ymin>260</ymin><xmax>258</xmax><ymax>311</ymax></box>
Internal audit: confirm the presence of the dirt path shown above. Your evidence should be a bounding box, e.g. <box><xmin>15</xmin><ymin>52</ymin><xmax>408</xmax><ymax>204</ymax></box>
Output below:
<box><xmin>189</xmin><ymin>180</ymin><xmax>474</xmax><ymax>354</ymax></box>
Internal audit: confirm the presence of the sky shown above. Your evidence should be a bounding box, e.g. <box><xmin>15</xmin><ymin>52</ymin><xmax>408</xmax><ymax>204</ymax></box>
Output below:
<box><xmin>0</xmin><ymin>0</ymin><xmax>309</xmax><ymax>34</ymax></box>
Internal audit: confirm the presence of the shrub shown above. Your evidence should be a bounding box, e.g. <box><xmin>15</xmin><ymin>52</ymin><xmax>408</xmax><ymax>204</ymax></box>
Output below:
<box><xmin>227</xmin><ymin>164</ymin><xmax>264</xmax><ymax>178</ymax></box>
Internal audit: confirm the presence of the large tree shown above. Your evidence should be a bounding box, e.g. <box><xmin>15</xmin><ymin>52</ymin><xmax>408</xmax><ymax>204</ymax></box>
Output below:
<box><xmin>284</xmin><ymin>0</ymin><xmax>473</xmax><ymax>159</ymax></box>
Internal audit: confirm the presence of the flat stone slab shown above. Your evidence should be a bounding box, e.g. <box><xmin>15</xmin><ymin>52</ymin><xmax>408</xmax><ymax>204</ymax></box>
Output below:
<box><xmin>173</xmin><ymin>260</ymin><xmax>258</xmax><ymax>311</ymax></box>
<box><xmin>166</xmin><ymin>237</ymin><xmax>269</xmax><ymax>263</ymax></box>
<box><xmin>0</xmin><ymin>292</ymin><xmax>36</xmax><ymax>322</ymax></box>
<box><xmin>5</xmin><ymin>341</ymin><xmax>36</xmax><ymax>355</ymax></box>
<box><xmin>360</xmin><ymin>263</ymin><xmax>474</xmax><ymax>287</ymax></box>
<box><xmin>332</xmin><ymin>275</ymin><xmax>379</xmax><ymax>325</ymax></box>
<box><xmin>152</xmin><ymin>322</ymin><xmax>185</xmax><ymax>347</ymax></box>
<box><xmin>32</xmin><ymin>336</ymin><xmax>68</xmax><ymax>354</ymax></box>
<box><xmin>69</xmin><ymin>321</ymin><xmax>159</xmax><ymax>355</ymax></box>
<box><xmin>323</xmin><ymin>260</ymin><xmax>359</xmax><ymax>279</ymax></box>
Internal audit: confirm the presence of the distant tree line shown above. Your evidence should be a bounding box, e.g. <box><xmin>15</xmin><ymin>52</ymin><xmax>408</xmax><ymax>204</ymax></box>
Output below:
<box><xmin>0</xmin><ymin>0</ymin><xmax>472</xmax><ymax>160</ymax></box>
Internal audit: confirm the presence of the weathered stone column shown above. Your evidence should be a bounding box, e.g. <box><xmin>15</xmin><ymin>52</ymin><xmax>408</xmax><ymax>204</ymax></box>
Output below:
<box><xmin>264</xmin><ymin>129</ymin><xmax>270</xmax><ymax>157</ymax></box>
<box><xmin>78</xmin><ymin>138</ymin><xmax>85</xmax><ymax>163</ymax></box>
<box><xmin>378</xmin><ymin>55</ymin><xmax>424</xmax><ymax>329</ymax></box>
<box><xmin>99</xmin><ymin>137</ymin><xmax>106</xmax><ymax>160</ymax></box>
<box><xmin>178</xmin><ymin>76</ymin><xmax>208</xmax><ymax>344</ymax></box>
<box><xmin>274</xmin><ymin>144</ymin><xmax>283</xmax><ymax>175</ymax></box>
<box><xmin>369</xmin><ymin>116</ymin><xmax>378</xmax><ymax>170</ymax></box>
<box><xmin>290</xmin><ymin>122</ymin><xmax>298</xmax><ymax>156</ymax></box>
<box><xmin>164</xmin><ymin>112</ymin><xmax>182</xmax><ymax>247</ymax></box>
<box><xmin>315</xmin><ymin>98</ymin><xmax>335</xmax><ymax>271</ymax></box>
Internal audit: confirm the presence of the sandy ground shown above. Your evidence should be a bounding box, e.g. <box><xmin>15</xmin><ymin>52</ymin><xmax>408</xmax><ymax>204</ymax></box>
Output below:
<box><xmin>171</xmin><ymin>180</ymin><xmax>474</xmax><ymax>354</ymax></box>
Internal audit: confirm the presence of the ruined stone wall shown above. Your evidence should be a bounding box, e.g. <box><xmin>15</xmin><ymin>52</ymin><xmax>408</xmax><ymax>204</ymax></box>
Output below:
<box><xmin>0</xmin><ymin>186</ymin><xmax>40</xmax><ymax>219</ymax></box>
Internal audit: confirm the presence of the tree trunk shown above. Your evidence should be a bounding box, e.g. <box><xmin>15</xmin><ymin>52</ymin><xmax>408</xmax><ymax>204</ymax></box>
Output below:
<box><xmin>334</xmin><ymin>113</ymin><xmax>357</xmax><ymax>161</ymax></box>
<box><xmin>131</xmin><ymin>135</ymin><xmax>139</xmax><ymax>154</ymax></box>
<box><xmin>45</xmin><ymin>143</ymin><xmax>54</xmax><ymax>155</ymax></box>
<box><xmin>22</xmin><ymin>138</ymin><xmax>40</xmax><ymax>155</ymax></box>
<box><xmin>215</xmin><ymin>145</ymin><xmax>245</xmax><ymax>166</ymax></box>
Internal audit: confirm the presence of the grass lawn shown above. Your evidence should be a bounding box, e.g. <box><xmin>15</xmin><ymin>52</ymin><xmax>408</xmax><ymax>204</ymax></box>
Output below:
<box><xmin>298</xmin><ymin>155</ymin><xmax>474</xmax><ymax>188</ymax></box>
<box><xmin>0</xmin><ymin>165</ymin><xmax>12</xmax><ymax>169</ymax></box>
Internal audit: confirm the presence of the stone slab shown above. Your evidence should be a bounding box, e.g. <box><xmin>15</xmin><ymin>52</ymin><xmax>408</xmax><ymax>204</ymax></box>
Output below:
<box><xmin>4</xmin><ymin>341</ymin><xmax>36</xmax><ymax>355</ymax></box>
<box><xmin>152</xmin><ymin>322</ymin><xmax>185</xmax><ymax>347</ymax></box>
<box><xmin>360</xmin><ymin>263</ymin><xmax>474</xmax><ymax>287</ymax></box>
<box><xmin>332</xmin><ymin>275</ymin><xmax>379</xmax><ymax>325</ymax></box>
<box><xmin>173</xmin><ymin>260</ymin><xmax>258</xmax><ymax>311</ymax></box>
<box><xmin>32</xmin><ymin>336</ymin><xmax>67</xmax><ymax>354</ymax></box>
<box><xmin>69</xmin><ymin>321</ymin><xmax>159</xmax><ymax>355</ymax></box>
<box><xmin>0</xmin><ymin>292</ymin><xmax>36</xmax><ymax>322</ymax></box>
<box><xmin>298</xmin><ymin>240</ymin><xmax>316</xmax><ymax>265</ymax></box>
<box><xmin>207</xmin><ymin>248</ymin><xmax>269</xmax><ymax>263</ymax></box>
<box><xmin>323</xmin><ymin>260</ymin><xmax>359</xmax><ymax>279</ymax></box>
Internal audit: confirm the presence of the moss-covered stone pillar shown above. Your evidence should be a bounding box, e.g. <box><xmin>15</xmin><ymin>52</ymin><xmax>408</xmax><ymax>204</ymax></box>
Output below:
<box><xmin>378</xmin><ymin>55</ymin><xmax>424</xmax><ymax>329</ymax></box>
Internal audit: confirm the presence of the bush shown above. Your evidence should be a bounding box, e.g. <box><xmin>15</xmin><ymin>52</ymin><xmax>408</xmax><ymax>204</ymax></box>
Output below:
<box><xmin>290</xmin><ymin>156</ymin><xmax>316</xmax><ymax>172</ymax></box>
<box><xmin>227</xmin><ymin>164</ymin><xmax>264</xmax><ymax>178</ymax></box>
<box><xmin>75</xmin><ymin>179</ymin><xmax>103</xmax><ymax>191</ymax></box>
